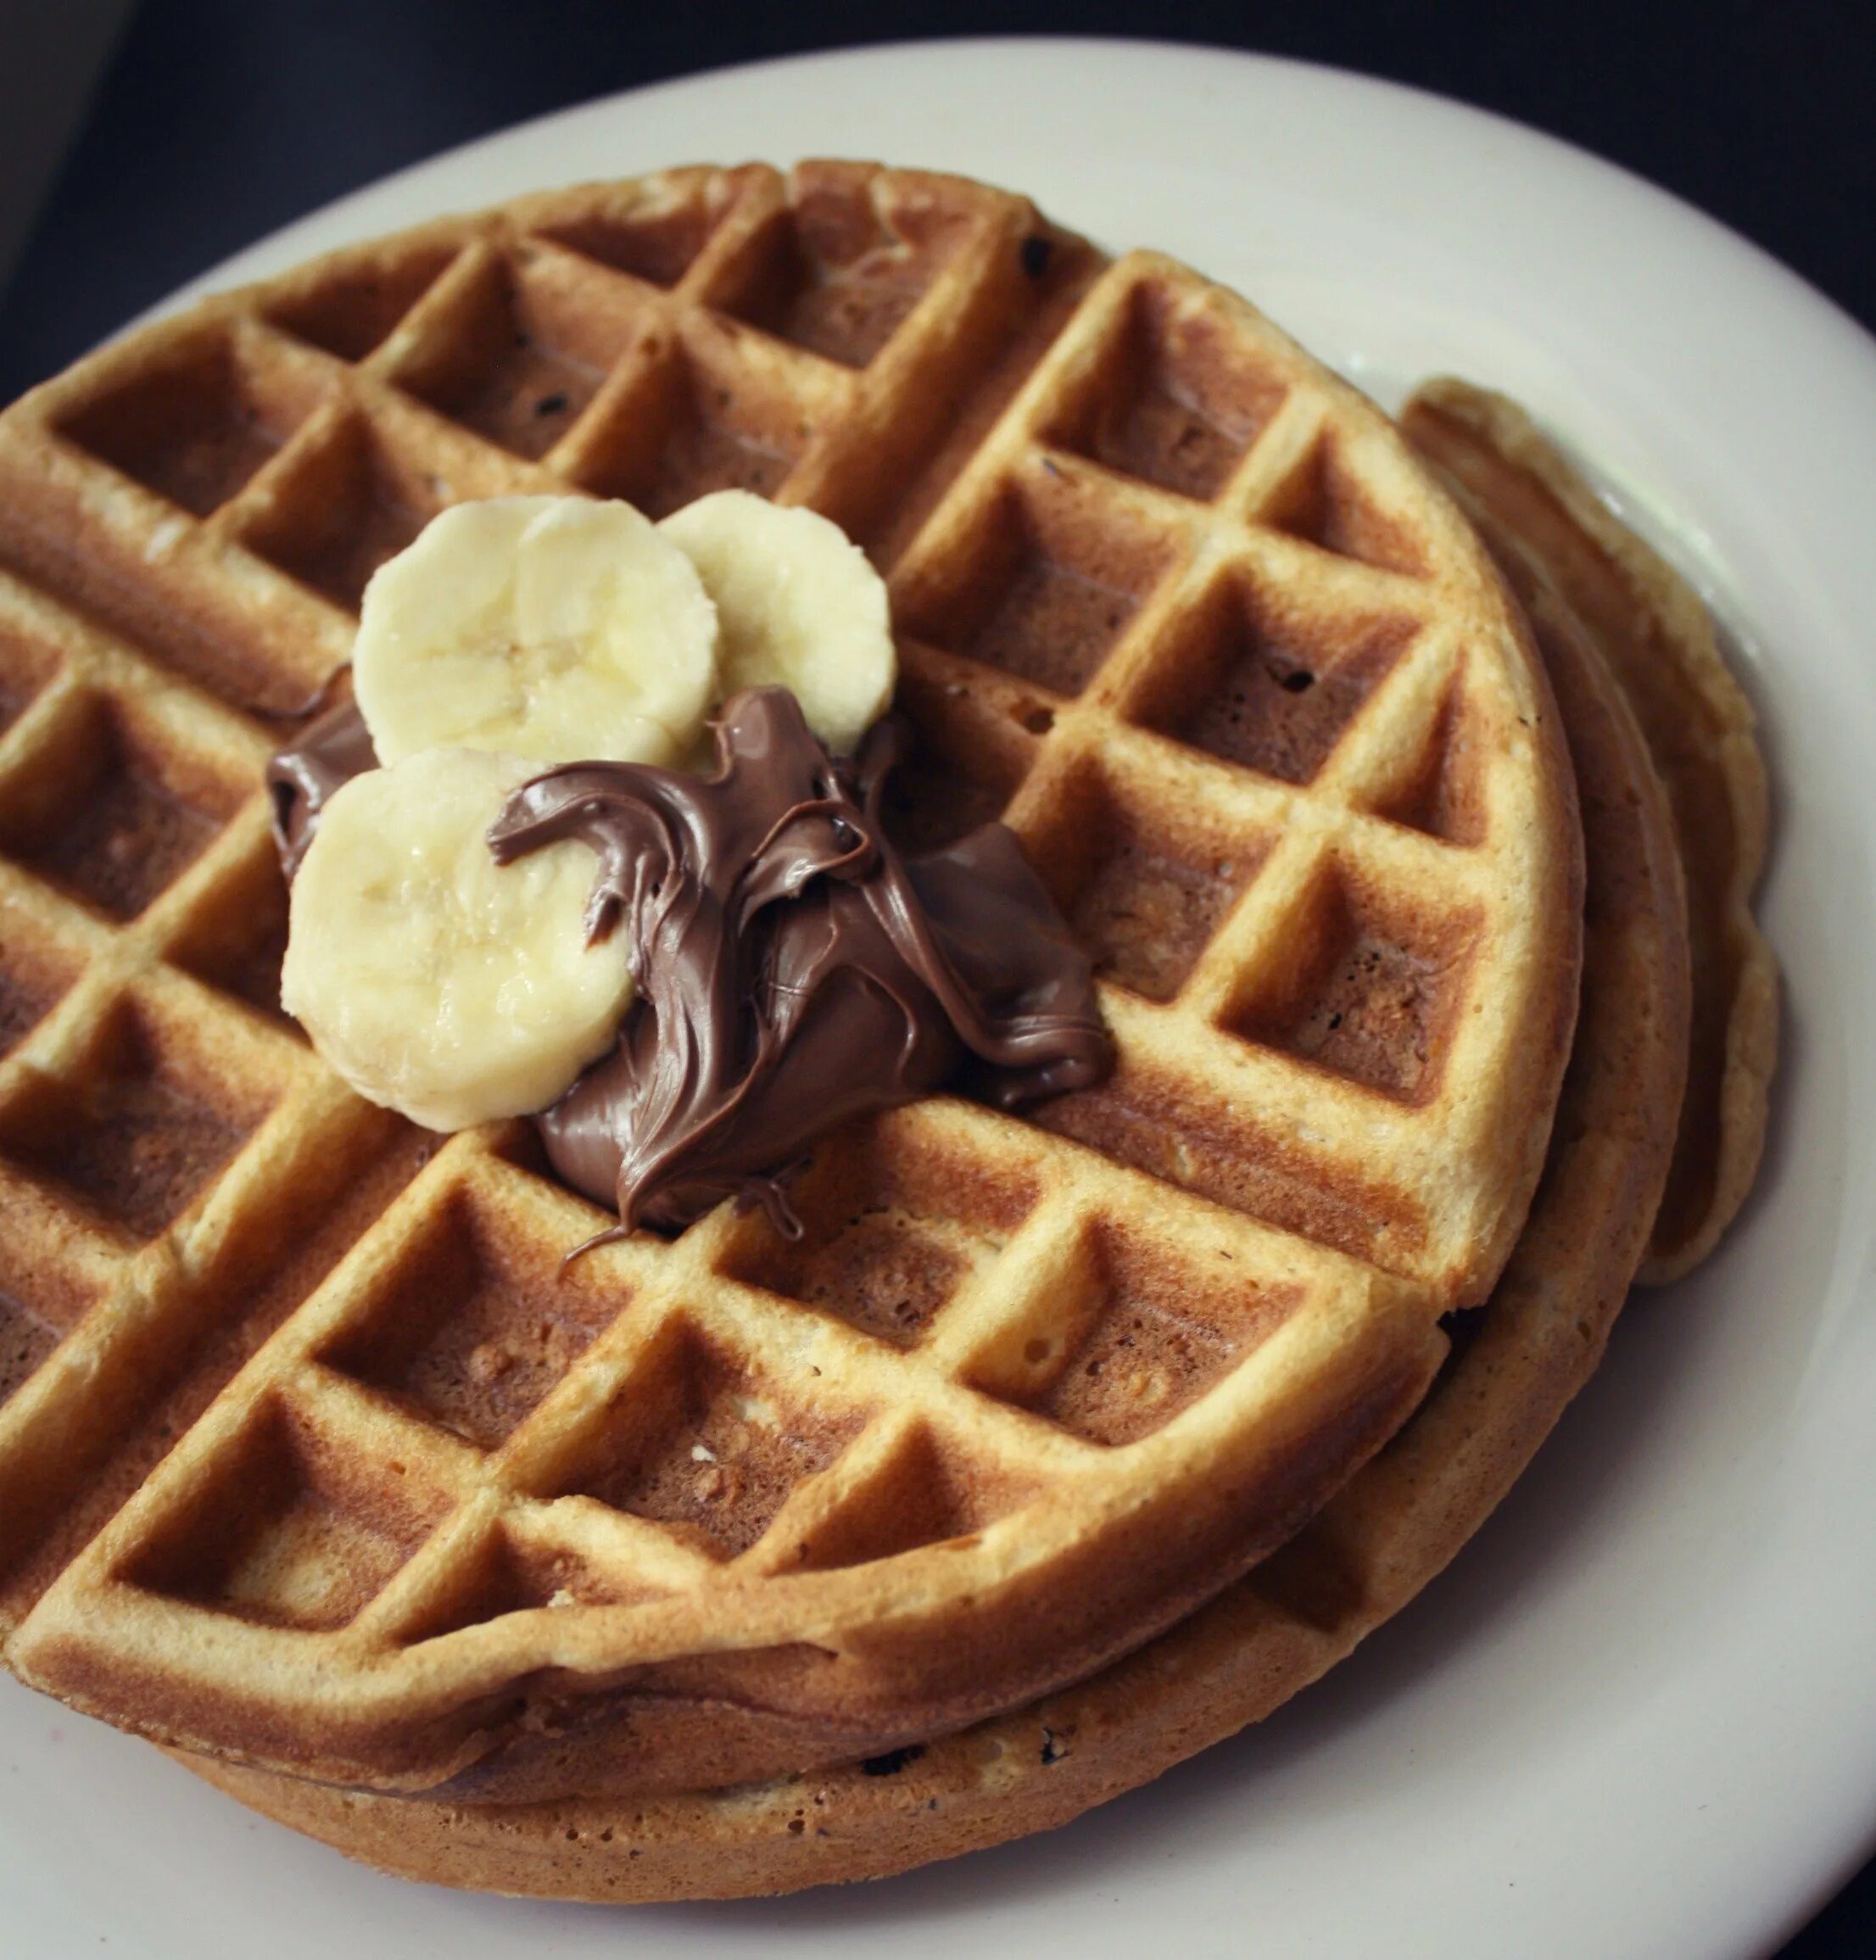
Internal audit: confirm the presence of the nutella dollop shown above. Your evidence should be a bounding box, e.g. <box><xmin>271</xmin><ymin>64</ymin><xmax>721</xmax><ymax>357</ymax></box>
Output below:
<box><xmin>266</xmin><ymin>684</ymin><xmax>377</xmax><ymax>879</ymax></box>
<box><xmin>270</xmin><ymin>688</ymin><xmax>1112</xmax><ymax>1237</ymax></box>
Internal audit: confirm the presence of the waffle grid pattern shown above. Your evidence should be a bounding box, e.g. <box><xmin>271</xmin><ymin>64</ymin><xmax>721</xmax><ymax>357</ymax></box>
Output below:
<box><xmin>887</xmin><ymin>255</ymin><xmax>1553</xmax><ymax>1286</ymax></box>
<box><xmin>76</xmin><ymin>1103</ymin><xmax>1377</xmax><ymax>1651</ymax></box>
<box><xmin>0</xmin><ymin>164</ymin><xmax>1573</xmax><ymax>1795</ymax></box>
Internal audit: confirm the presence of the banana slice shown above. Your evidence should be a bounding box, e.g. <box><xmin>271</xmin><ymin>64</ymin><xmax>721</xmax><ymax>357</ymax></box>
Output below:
<box><xmin>353</xmin><ymin>496</ymin><xmax>719</xmax><ymax>768</ymax></box>
<box><xmin>281</xmin><ymin>747</ymin><xmax>633</xmax><ymax>1132</ymax></box>
<box><xmin>660</xmin><ymin>489</ymin><xmax>895</xmax><ymax>753</ymax></box>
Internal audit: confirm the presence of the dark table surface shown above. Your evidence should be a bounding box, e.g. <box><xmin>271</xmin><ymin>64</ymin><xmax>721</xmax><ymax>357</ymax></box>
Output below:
<box><xmin>0</xmin><ymin>3</ymin><xmax>1869</xmax><ymax>1952</ymax></box>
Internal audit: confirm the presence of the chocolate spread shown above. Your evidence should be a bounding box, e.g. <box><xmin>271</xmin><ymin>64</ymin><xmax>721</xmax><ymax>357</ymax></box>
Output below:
<box><xmin>269</xmin><ymin>688</ymin><xmax>1112</xmax><ymax>1237</ymax></box>
<box><xmin>266</xmin><ymin>686</ymin><xmax>377</xmax><ymax>879</ymax></box>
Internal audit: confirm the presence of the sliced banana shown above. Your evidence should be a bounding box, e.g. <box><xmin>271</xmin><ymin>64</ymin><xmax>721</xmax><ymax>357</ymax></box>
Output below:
<box><xmin>661</xmin><ymin>489</ymin><xmax>895</xmax><ymax>753</ymax></box>
<box><xmin>353</xmin><ymin>495</ymin><xmax>719</xmax><ymax>768</ymax></box>
<box><xmin>282</xmin><ymin>747</ymin><xmax>633</xmax><ymax>1132</ymax></box>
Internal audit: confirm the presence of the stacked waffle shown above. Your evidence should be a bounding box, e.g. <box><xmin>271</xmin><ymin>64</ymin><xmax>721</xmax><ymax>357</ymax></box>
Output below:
<box><xmin>0</xmin><ymin>162</ymin><xmax>1773</xmax><ymax>1898</ymax></box>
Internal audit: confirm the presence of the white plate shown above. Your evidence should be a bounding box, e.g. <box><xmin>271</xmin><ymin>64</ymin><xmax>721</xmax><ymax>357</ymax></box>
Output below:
<box><xmin>6</xmin><ymin>37</ymin><xmax>1873</xmax><ymax>1960</ymax></box>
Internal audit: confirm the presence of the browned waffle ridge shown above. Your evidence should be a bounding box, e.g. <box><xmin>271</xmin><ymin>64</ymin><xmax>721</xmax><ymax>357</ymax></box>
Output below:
<box><xmin>0</xmin><ymin>162</ymin><xmax>1578</xmax><ymax>1802</ymax></box>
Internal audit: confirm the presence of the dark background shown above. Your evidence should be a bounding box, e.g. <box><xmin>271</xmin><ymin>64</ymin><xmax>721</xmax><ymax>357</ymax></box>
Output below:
<box><xmin>3</xmin><ymin>0</ymin><xmax>1874</xmax><ymax>397</ymax></box>
<box><xmin>0</xmin><ymin>3</ymin><xmax>1870</xmax><ymax>1951</ymax></box>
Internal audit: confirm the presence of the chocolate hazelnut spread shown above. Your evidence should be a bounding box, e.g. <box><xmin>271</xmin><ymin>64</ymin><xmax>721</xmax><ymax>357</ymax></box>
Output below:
<box><xmin>266</xmin><ymin>686</ymin><xmax>377</xmax><ymax>879</ymax></box>
<box><xmin>269</xmin><ymin>688</ymin><xmax>1112</xmax><ymax>1237</ymax></box>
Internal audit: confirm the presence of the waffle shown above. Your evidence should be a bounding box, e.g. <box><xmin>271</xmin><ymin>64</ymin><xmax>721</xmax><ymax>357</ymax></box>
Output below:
<box><xmin>1399</xmin><ymin>380</ymin><xmax>1776</xmax><ymax>1282</ymax></box>
<box><xmin>179</xmin><ymin>385</ymin><xmax>1698</xmax><ymax>1895</ymax></box>
<box><xmin>0</xmin><ymin>163</ymin><xmax>1580</xmax><ymax>1803</ymax></box>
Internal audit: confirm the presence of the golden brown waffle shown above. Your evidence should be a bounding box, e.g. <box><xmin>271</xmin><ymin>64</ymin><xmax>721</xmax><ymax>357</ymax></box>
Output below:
<box><xmin>0</xmin><ymin>164</ymin><xmax>1578</xmax><ymax>1802</ymax></box>
<box><xmin>178</xmin><ymin>408</ymin><xmax>1695</xmax><ymax>1896</ymax></box>
<box><xmin>1399</xmin><ymin>379</ymin><xmax>1776</xmax><ymax>1282</ymax></box>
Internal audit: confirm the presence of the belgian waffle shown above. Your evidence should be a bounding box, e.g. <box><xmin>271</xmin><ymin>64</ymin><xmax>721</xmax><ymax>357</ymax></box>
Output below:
<box><xmin>0</xmin><ymin>164</ymin><xmax>1579</xmax><ymax>1803</ymax></box>
<box><xmin>1399</xmin><ymin>379</ymin><xmax>1776</xmax><ymax>1282</ymax></box>
<box><xmin>180</xmin><ymin>376</ymin><xmax>1700</xmax><ymax>1896</ymax></box>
